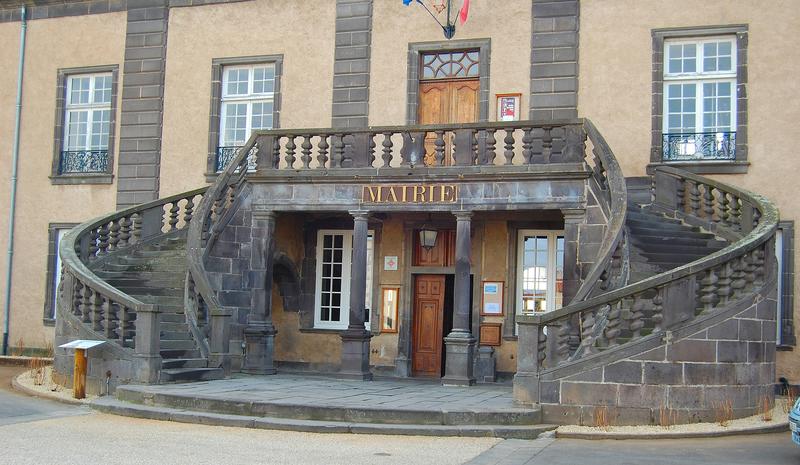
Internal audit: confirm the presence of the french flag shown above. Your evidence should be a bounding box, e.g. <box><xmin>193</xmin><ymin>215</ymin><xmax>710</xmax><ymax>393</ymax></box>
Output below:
<box><xmin>459</xmin><ymin>0</ymin><xmax>470</xmax><ymax>24</ymax></box>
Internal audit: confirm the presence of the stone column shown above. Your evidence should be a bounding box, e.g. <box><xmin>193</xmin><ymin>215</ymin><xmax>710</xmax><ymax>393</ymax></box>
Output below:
<box><xmin>442</xmin><ymin>211</ymin><xmax>476</xmax><ymax>386</ymax></box>
<box><xmin>561</xmin><ymin>209</ymin><xmax>585</xmax><ymax>305</ymax></box>
<box><xmin>243</xmin><ymin>210</ymin><xmax>278</xmax><ymax>375</ymax></box>
<box><xmin>340</xmin><ymin>210</ymin><xmax>373</xmax><ymax>380</ymax></box>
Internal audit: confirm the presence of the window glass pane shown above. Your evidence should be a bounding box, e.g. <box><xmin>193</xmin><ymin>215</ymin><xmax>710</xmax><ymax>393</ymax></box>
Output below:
<box><xmin>93</xmin><ymin>75</ymin><xmax>112</xmax><ymax>104</ymax></box>
<box><xmin>90</xmin><ymin>109</ymin><xmax>110</xmax><ymax>150</ymax></box>
<box><xmin>555</xmin><ymin>236</ymin><xmax>564</xmax><ymax>310</ymax></box>
<box><xmin>225</xmin><ymin>68</ymin><xmax>249</xmax><ymax>96</ymax></box>
<box><xmin>65</xmin><ymin>110</ymin><xmax>89</xmax><ymax>150</ymax></box>
<box><xmin>704</xmin><ymin>40</ymin><xmax>733</xmax><ymax>72</ymax></box>
<box><xmin>69</xmin><ymin>77</ymin><xmax>91</xmax><ymax>105</ymax></box>
<box><xmin>222</xmin><ymin>103</ymin><xmax>247</xmax><ymax>145</ymax></box>
<box><xmin>251</xmin><ymin>101</ymin><xmax>274</xmax><ymax>131</ymax></box>
<box><xmin>521</xmin><ymin>235</ymin><xmax>549</xmax><ymax>314</ymax></box>
<box><xmin>253</xmin><ymin>66</ymin><xmax>275</xmax><ymax>94</ymax></box>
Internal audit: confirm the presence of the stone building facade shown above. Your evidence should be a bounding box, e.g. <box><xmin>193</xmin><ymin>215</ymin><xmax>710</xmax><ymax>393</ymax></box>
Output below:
<box><xmin>0</xmin><ymin>0</ymin><xmax>796</xmax><ymax>422</ymax></box>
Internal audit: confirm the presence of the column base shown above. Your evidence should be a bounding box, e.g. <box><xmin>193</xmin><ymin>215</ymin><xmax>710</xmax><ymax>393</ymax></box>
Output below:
<box><xmin>441</xmin><ymin>331</ymin><xmax>476</xmax><ymax>386</ymax></box>
<box><xmin>340</xmin><ymin>328</ymin><xmax>373</xmax><ymax>381</ymax></box>
<box><xmin>242</xmin><ymin>323</ymin><xmax>278</xmax><ymax>375</ymax></box>
<box><xmin>512</xmin><ymin>371</ymin><xmax>540</xmax><ymax>407</ymax></box>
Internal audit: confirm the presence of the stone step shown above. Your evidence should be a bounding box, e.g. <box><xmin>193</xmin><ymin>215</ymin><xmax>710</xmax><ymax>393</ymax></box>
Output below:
<box><xmin>115</xmin><ymin>286</ymin><xmax>185</xmax><ymax>297</ymax></box>
<box><xmin>628</xmin><ymin>242</ymin><xmax>726</xmax><ymax>255</ymax></box>
<box><xmin>626</xmin><ymin>218</ymin><xmax>697</xmax><ymax>231</ymax></box>
<box><xmin>94</xmin><ymin>270</ymin><xmax>185</xmax><ymax>281</ymax></box>
<box><xmin>130</xmin><ymin>295</ymin><xmax>184</xmax><ymax>307</ymax></box>
<box><xmin>160</xmin><ymin>367</ymin><xmax>224</xmax><ymax>383</ymax></box>
<box><xmin>625</xmin><ymin>210</ymin><xmax>683</xmax><ymax>225</ymax></box>
<box><xmin>638</xmin><ymin>251</ymin><xmax>709</xmax><ymax>263</ymax></box>
<box><xmin>630</xmin><ymin>235</ymin><xmax>725</xmax><ymax>249</ymax></box>
<box><xmin>160</xmin><ymin>339</ymin><xmax>196</xmax><ymax>351</ymax></box>
<box><xmin>160</xmin><ymin>348</ymin><xmax>201</xmax><ymax>359</ymax></box>
<box><xmin>91</xmin><ymin>397</ymin><xmax>557</xmax><ymax>440</ymax></box>
<box><xmin>161</xmin><ymin>358</ymin><xmax>209</xmax><ymax>369</ymax></box>
<box><xmin>160</xmin><ymin>330</ymin><xmax>194</xmax><ymax>341</ymax></box>
<box><xmin>161</xmin><ymin>322</ymin><xmax>190</xmax><ymax>332</ymax></box>
<box><xmin>114</xmin><ymin>386</ymin><xmax>543</xmax><ymax>427</ymax></box>
<box><xmin>161</xmin><ymin>312</ymin><xmax>187</xmax><ymax>323</ymax></box>
<box><xmin>103</xmin><ymin>277</ymin><xmax>186</xmax><ymax>289</ymax></box>
<box><xmin>98</xmin><ymin>262</ymin><xmax>186</xmax><ymax>273</ymax></box>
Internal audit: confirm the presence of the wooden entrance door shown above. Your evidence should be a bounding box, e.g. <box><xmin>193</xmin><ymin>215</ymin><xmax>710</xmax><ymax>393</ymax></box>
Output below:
<box><xmin>418</xmin><ymin>79</ymin><xmax>479</xmax><ymax>165</ymax></box>
<box><xmin>412</xmin><ymin>274</ymin><xmax>446</xmax><ymax>377</ymax></box>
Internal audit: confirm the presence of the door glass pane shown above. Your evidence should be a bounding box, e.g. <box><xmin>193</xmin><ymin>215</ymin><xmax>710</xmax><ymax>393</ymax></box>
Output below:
<box><xmin>522</xmin><ymin>235</ymin><xmax>549</xmax><ymax>314</ymax></box>
<box><xmin>555</xmin><ymin>236</ymin><xmax>565</xmax><ymax>310</ymax></box>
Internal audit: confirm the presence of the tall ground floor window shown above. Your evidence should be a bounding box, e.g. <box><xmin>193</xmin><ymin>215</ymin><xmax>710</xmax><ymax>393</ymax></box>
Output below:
<box><xmin>516</xmin><ymin>230</ymin><xmax>564</xmax><ymax>316</ymax></box>
<box><xmin>314</xmin><ymin>230</ymin><xmax>373</xmax><ymax>330</ymax></box>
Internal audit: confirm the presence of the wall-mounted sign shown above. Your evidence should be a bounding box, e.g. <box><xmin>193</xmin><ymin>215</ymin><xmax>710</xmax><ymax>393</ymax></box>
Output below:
<box><xmin>496</xmin><ymin>93</ymin><xmax>521</xmax><ymax>122</ymax></box>
<box><xmin>362</xmin><ymin>184</ymin><xmax>458</xmax><ymax>204</ymax></box>
<box><xmin>481</xmin><ymin>281</ymin><xmax>504</xmax><ymax>316</ymax></box>
<box><xmin>384</xmin><ymin>256</ymin><xmax>399</xmax><ymax>271</ymax></box>
<box><xmin>381</xmin><ymin>287</ymin><xmax>400</xmax><ymax>333</ymax></box>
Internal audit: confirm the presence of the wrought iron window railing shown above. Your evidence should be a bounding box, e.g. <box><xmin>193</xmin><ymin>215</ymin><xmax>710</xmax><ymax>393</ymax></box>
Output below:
<box><xmin>215</xmin><ymin>146</ymin><xmax>241</xmax><ymax>172</ymax></box>
<box><xmin>662</xmin><ymin>131</ymin><xmax>736</xmax><ymax>161</ymax></box>
<box><xmin>59</xmin><ymin>150</ymin><xmax>110</xmax><ymax>174</ymax></box>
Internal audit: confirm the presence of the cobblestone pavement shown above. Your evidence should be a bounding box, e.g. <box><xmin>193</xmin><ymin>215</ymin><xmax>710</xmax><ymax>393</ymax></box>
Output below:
<box><xmin>121</xmin><ymin>374</ymin><xmax>520</xmax><ymax>411</ymax></box>
<box><xmin>466</xmin><ymin>434</ymin><xmax>799</xmax><ymax>465</ymax></box>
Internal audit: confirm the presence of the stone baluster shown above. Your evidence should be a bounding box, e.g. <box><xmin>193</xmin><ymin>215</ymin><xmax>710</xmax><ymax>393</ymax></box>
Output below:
<box><xmin>719</xmin><ymin>192</ymin><xmax>731</xmax><ymax>227</ymax></box>
<box><xmin>301</xmin><ymin>135</ymin><xmax>313</xmax><ymax>169</ymax></box>
<box><xmin>102</xmin><ymin>297</ymin><xmax>115</xmax><ymax>340</ymax></box>
<box><xmin>332</xmin><ymin>134</ymin><xmax>345</xmax><ymax>168</ymax></box>
<box><xmin>89</xmin><ymin>229</ymin><xmax>99</xmax><ymax>260</ymax></box>
<box><xmin>72</xmin><ymin>281</ymin><xmax>83</xmax><ymax>317</ymax></box>
<box><xmin>80</xmin><ymin>285</ymin><xmax>92</xmax><ymax>324</ymax></box>
<box><xmin>542</xmin><ymin>127</ymin><xmax>553</xmax><ymax>163</ymax></box>
<box><xmin>98</xmin><ymin>224</ymin><xmax>110</xmax><ymax>256</ymax></box>
<box><xmin>522</xmin><ymin>127</ymin><xmax>534</xmax><ymax>164</ymax></box>
<box><xmin>579</xmin><ymin>309</ymin><xmax>597</xmax><ymax>356</ymax></box>
<box><xmin>689</xmin><ymin>181</ymin><xmax>701</xmax><ymax>217</ymax></box>
<box><xmin>604</xmin><ymin>301</ymin><xmax>622</xmax><ymax>347</ymax></box>
<box><xmin>503</xmin><ymin>128</ymin><xmax>515</xmax><ymax>165</ymax></box>
<box><xmin>484</xmin><ymin>129</ymin><xmax>497</xmax><ymax>165</ymax></box>
<box><xmin>284</xmin><ymin>135</ymin><xmax>296</xmax><ymax>168</ymax></box>
<box><xmin>117</xmin><ymin>216</ymin><xmax>131</xmax><ymax>248</ymax></box>
<box><xmin>368</xmin><ymin>134</ymin><xmax>377</xmax><ymax>167</ymax></box>
<box><xmin>703</xmin><ymin>185</ymin><xmax>716</xmax><ymax>223</ymax></box>
<box><xmin>168</xmin><ymin>202</ymin><xmax>180</xmax><ymax>232</ymax></box>
<box><xmin>317</xmin><ymin>134</ymin><xmax>330</xmax><ymax>168</ymax></box>
<box><xmin>753</xmin><ymin>208</ymin><xmax>762</xmax><ymax>229</ymax></box>
<box><xmin>90</xmin><ymin>290</ymin><xmax>103</xmax><ymax>332</ymax></box>
<box><xmin>434</xmin><ymin>130</ymin><xmax>446</xmax><ymax>166</ymax></box>
<box><xmin>537</xmin><ymin>327</ymin><xmax>547</xmax><ymax>366</ymax></box>
<box><xmin>118</xmin><ymin>305</ymin><xmax>129</xmax><ymax>345</ymax></box>
<box><xmin>183</xmin><ymin>196</ymin><xmax>195</xmax><ymax>226</ymax></box>
<box><xmin>108</xmin><ymin>220</ymin><xmax>120</xmax><ymax>251</ymax></box>
<box><xmin>716</xmin><ymin>262</ymin><xmax>733</xmax><ymax>305</ymax></box>
<box><xmin>651</xmin><ymin>288</ymin><xmax>663</xmax><ymax>332</ymax></box>
<box><xmin>752</xmin><ymin>245</ymin><xmax>767</xmax><ymax>285</ymax></box>
<box><xmin>730</xmin><ymin>255</ymin><xmax>747</xmax><ymax>297</ymax></box>
<box><xmin>628</xmin><ymin>295</ymin><xmax>645</xmax><ymax>339</ymax></box>
<box><xmin>556</xmin><ymin>319</ymin><xmax>572</xmax><ymax>365</ymax></box>
<box><xmin>730</xmin><ymin>195</ymin><xmax>742</xmax><ymax>231</ymax></box>
<box><xmin>380</xmin><ymin>132</ymin><xmax>392</xmax><ymax>167</ymax></box>
<box><xmin>699</xmin><ymin>268</ymin><xmax>719</xmax><ymax>314</ymax></box>
<box><xmin>743</xmin><ymin>251</ymin><xmax>758</xmax><ymax>290</ymax></box>
<box><xmin>131</xmin><ymin>213</ymin><xmax>142</xmax><ymax>244</ymax></box>
<box><xmin>676</xmin><ymin>178</ymin><xmax>686</xmax><ymax>212</ymax></box>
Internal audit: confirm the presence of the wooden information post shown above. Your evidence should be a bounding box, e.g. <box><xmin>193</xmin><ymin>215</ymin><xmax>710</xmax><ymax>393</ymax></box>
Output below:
<box><xmin>58</xmin><ymin>340</ymin><xmax>105</xmax><ymax>399</ymax></box>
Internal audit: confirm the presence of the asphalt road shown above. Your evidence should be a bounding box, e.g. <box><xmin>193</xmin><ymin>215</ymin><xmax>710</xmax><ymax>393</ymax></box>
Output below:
<box><xmin>0</xmin><ymin>365</ymin><xmax>798</xmax><ymax>465</ymax></box>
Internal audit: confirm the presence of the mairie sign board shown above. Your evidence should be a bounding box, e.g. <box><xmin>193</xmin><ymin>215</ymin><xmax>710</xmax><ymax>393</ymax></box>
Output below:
<box><xmin>362</xmin><ymin>184</ymin><xmax>458</xmax><ymax>204</ymax></box>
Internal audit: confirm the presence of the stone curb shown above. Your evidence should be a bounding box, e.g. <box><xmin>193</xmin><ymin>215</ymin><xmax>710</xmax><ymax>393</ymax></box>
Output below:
<box><xmin>11</xmin><ymin>372</ymin><xmax>89</xmax><ymax>406</ymax></box>
<box><xmin>91</xmin><ymin>397</ymin><xmax>558</xmax><ymax>439</ymax></box>
<box><xmin>556</xmin><ymin>421</ymin><xmax>789</xmax><ymax>440</ymax></box>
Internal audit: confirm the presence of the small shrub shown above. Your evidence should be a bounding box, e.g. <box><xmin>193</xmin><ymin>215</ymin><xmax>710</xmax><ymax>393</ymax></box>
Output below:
<box><xmin>10</xmin><ymin>337</ymin><xmax>25</xmax><ymax>357</ymax></box>
<box><xmin>758</xmin><ymin>395</ymin><xmax>774</xmax><ymax>422</ymax></box>
<box><xmin>712</xmin><ymin>399</ymin><xmax>734</xmax><ymax>427</ymax></box>
<box><xmin>658</xmin><ymin>405</ymin><xmax>677</xmax><ymax>428</ymax></box>
<box><xmin>594</xmin><ymin>406</ymin><xmax>611</xmax><ymax>430</ymax></box>
<box><xmin>783</xmin><ymin>387</ymin><xmax>797</xmax><ymax>414</ymax></box>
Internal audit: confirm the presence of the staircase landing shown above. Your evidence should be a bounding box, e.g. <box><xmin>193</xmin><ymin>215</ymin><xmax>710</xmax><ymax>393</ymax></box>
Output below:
<box><xmin>93</xmin><ymin>374</ymin><xmax>554</xmax><ymax>438</ymax></box>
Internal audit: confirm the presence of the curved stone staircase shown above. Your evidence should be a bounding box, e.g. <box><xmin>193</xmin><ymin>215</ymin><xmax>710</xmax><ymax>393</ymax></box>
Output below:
<box><xmin>54</xmin><ymin>118</ymin><xmax>779</xmax><ymax>428</ymax></box>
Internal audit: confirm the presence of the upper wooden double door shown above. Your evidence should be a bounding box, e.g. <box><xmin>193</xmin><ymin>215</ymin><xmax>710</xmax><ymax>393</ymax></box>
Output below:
<box><xmin>418</xmin><ymin>79</ymin><xmax>479</xmax><ymax>165</ymax></box>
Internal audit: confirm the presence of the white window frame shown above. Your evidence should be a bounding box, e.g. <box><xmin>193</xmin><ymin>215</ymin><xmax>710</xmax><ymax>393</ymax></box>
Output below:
<box><xmin>515</xmin><ymin>230</ymin><xmax>565</xmax><ymax>317</ymax></box>
<box><xmin>662</xmin><ymin>36</ymin><xmax>737</xmax><ymax>136</ymax></box>
<box><xmin>313</xmin><ymin>229</ymin><xmax>374</xmax><ymax>330</ymax></box>
<box><xmin>219</xmin><ymin>63</ymin><xmax>276</xmax><ymax>148</ymax></box>
<box><xmin>63</xmin><ymin>73</ymin><xmax>112</xmax><ymax>153</ymax></box>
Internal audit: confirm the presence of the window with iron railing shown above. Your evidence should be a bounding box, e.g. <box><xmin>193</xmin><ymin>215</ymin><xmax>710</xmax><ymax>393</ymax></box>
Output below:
<box><xmin>60</xmin><ymin>73</ymin><xmax>112</xmax><ymax>174</ymax></box>
<box><xmin>662</xmin><ymin>37</ymin><xmax>737</xmax><ymax>161</ymax></box>
<box><xmin>217</xmin><ymin>63</ymin><xmax>275</xmax><ymax>171</ymax></box>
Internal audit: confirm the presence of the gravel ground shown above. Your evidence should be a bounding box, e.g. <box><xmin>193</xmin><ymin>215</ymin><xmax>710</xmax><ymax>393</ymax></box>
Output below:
<box><xmin>0</xmin><ymin>413</ymin><xmax>499</xmax><ymax>465</ymax></box>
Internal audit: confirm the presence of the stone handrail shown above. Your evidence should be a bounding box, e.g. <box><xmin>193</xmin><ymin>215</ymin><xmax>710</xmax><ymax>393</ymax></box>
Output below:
<box><xmin>58</xmin><ymin>188</ymin><xmax>206</xmax><ymax>382</ymax></box>
<box><xmin>185</xmin><ymin>135</ymin><xmax>259</xmax><ymax>370</ymax></box>
<box><xmin>243</xmin><ymin>119</ymin><xmax>589</xmax><ymax>171</ymax></box>
<box><xmin>516</xmin><ymin>166</ymin><xmax>778</xmax><ymax>384</ymax></box>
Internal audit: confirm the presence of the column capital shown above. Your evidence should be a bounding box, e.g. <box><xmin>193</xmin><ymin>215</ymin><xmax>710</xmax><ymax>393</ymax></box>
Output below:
<box><xmin>561</xmin><ymin>208</ymin><xmax>586</xmax><ymax>223</ymax></box>
<box><xmin>453</xmin><ymin>210</ymin><xmax>473</xmax><ymax>221</ymax></box>
<box><xmin>349</xmin><ymin>210</ymin><xmax>370</xmax><ymax>221</ymax></box>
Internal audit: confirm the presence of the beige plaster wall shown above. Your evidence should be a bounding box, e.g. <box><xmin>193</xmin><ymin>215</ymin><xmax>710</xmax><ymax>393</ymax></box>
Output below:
<box><xmin>0</xmin><ymin>22</ymin><xmax>21</xmax><ymax>345</ymax></box>
<box><xmin>480</xmin><ymin>220</ymin><xmax>517</xmax><ymax>373</ymax></box>
<box><xmin>1</xmin><ymin>13</ymin><xmax>126</xmax><ymax>349</ymax></box>
<box><xmin>370</xmin><ymin>217</ymin><xmax>405</xmax><ymax>367</ymax></box>
<box><xmin>580</xmin><ymin>0</ymin><xmax>800</xmax><ymax>380</ymax></box>
<box><xmin>370</xmin><ymin>0</ymin><xmax>531</xmax><ymax>125</ymax></box>
<box><xmin>160</xmin><ymin>0</ymin><xmax>337</xmax><ymax>197</ymax></box>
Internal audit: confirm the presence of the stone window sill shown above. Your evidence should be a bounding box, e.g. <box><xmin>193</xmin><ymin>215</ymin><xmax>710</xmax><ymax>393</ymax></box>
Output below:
<box><xmin>647</xmin><ymin>161</ymin><xmax>749</xmax><ymax>175</ymax></box>
<box><xmin>50</xmin><ymin>173</ymin><xmax>114</xmax><ymax>185</ymax></box>
<box><xmin>777</xmin><ymin>344</ymin><xmax>794</xmax><ymax>352</ymax></box>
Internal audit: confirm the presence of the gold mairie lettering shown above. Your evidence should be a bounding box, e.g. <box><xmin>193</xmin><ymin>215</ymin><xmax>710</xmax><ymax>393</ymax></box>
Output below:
<box><xmin>364</xmin><ymin>186</ymin><xmax>381</xmax><ymax>203</ymax></box>
<box><xmin>401</xmin><ymin>185</ymin><xmax>408</xmax><ymax>202</ymax></box>
<box><xmin>387</xmin><ymin>186</ymin><xmax>399</xmax><ymax>203</ymax></box>
<box><xmin>429</xmin><ymin>185</ymin><xmax>435</xmax><ymax>202</ymax></box>
<box><xmin>413</xmin><ymin>185</ymin><xmax>426</xmax><ymax>203</ymax></box>
<box><xmin>441</xmin><ymin>185</ymin><xmax>457</xmax><ymax>203</ymax></box>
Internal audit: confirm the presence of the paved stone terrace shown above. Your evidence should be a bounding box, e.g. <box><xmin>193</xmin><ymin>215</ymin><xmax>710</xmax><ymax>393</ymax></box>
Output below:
<box><xmin>121</xmin><ymin>374</ymin><xmax>521</xmax><ymax>412</ymax></box>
